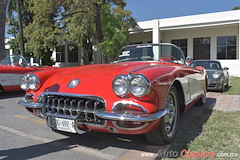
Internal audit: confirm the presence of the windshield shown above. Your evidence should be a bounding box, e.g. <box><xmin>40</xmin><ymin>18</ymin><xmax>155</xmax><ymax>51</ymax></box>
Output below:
<box><xmin>115</xmin><ymin>43</ymin><xmax>185</xmax><ymax>64</ymax></box>
<box><xmin>190</xmin><ymin>61</ymin><xmax>222</xmax><ymax>70</ymax></box>
<box><xmin>0</xmin><ymin>55</ymin><xmax>28</xmax><ymax>67</ymax></box>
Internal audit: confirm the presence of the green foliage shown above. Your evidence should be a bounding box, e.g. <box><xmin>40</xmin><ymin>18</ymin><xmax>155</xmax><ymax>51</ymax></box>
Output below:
<box><xmin>24</xmin><ymin>0</ymin><xmax>63</xmax><ymax>61</ymax></box>
<box><xmin>99</xmin><ymin>4</ymin><xmax>136</xmax><ymax>57</ymax></box>
<box><xmin>232</xmin><ymin>6</ymin><xmax>240</xmax><ymax>10</ymax></box>
<box><xmin>63</xmin><ymin>0</ymin><xmax>95</xmax><ymax>47</ymax></box>
<box><xmin>7</xmin><ymin>0</ymin><xmax>136</xmax><ymax>64</ymax></box>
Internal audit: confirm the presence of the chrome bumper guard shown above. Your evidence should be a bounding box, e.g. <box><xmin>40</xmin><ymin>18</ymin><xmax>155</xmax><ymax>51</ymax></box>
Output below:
<box><xmin>18</xmin><ymin>100</ymin><xmax>43</xmax><ymax>108</ymax></box>
<box><xmin>19</xmin><ymin>100</ymin><xmax>167</xmax><ymax>122</ymax></box>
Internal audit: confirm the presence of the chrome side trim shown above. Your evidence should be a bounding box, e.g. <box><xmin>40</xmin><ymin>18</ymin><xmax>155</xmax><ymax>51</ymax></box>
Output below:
<box><xmin>129</xmin><ymin>64</ymin><xmax>161</xmax><ymax>75</ymax></box>
<box><xmin>175</xmin><ymin>77</ymin><xmax>190</xmax><ymax>103</ymax></box>
<box><xmin>95</xmin><ymin>109</ymin><xmax>167</xmax><ymax>122</ymax></box>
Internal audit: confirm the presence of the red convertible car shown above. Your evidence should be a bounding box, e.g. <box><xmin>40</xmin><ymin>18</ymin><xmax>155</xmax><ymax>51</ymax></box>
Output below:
<box><xmin>0</xmin><ymin>55</ymin><xmax>56</xmax><ymax>92</ymax></box>
<box><xmin>19</xmin><ymin>43</ymin><xmax>207</xmax><ymax>145</ymax></box>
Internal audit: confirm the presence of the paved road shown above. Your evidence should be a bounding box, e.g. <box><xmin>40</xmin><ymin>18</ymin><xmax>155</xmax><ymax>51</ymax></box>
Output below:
<box><xmin>0</xmin><ymin>91</ymin><xmax>217</xmax><ymax>160</ymax></box>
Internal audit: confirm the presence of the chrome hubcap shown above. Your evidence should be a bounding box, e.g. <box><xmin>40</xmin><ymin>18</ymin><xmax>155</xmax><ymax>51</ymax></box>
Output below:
<box><xmin>164</xmin><ymin>92</ymin><xmax>177</xmax><ymax>138</ymax></box>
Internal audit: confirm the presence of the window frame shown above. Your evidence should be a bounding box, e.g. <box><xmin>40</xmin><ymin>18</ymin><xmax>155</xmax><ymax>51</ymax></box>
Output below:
<box><xmin>217</xmin><ymin>36</ymin><xmax>237</xmax><ymax>60</ymax></box>
<box><xmin>171</xmin><ymin>39</ymin><xmax>188</xmax><ymax>58</ymax></box>
<box><xmin>56</xmin><ymin>45</ymin><xmax>65</xmax><ymax>62</ymax></box>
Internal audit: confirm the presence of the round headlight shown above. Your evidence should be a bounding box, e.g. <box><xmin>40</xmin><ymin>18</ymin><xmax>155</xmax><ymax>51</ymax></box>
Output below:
<box><xmin>20</xmin><ymin>75</ymin><xmax>28</xmax><ymax>90</ymax></box>
<box><xmin>28</xmin><ymin>75</ymin><xmax>40</xmax><ymax>90</ymax></box>
<box><xmin>212</xmin><ymin>72</ymin><xmax>221</xmax><ymax>79</ymax></box>
<box><xmin>130</xmin><ymin>75</ymin><xmax>150</xmax><ymax>97</ymax></box>
<box><xmin>112</xmin><ymin>75</ymin><xmax>129</xmax><ymax>96</ymax></box>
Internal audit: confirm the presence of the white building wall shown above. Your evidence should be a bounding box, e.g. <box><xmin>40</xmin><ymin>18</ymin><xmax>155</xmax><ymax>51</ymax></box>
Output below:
<box><xmin>128</xmin><ymin>32</ymin><xmax>152</xmax><ymax>44</ymax></box>
<box><xmin>162</xmin><ymin>25</ymin><xmax>239</xmax><ymax>76</ymax></box>
<box><xmin>163</xmin><ymin>25</ymin><xmax>238</xmax><ymax>58</ymax></box>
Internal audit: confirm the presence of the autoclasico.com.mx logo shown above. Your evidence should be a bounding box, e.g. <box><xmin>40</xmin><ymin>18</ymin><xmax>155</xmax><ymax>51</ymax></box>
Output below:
<box><xmin>140</xmin><ymin>150</ymin><xmax>239</xmax><ymax>158</ymax></box>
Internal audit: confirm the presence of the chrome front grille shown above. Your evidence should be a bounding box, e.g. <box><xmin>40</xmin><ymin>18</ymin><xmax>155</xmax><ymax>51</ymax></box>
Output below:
<box><xmin>39</xmin><ymin>93</ymin><xmax>106</xmax><ymax>126</ymax></box>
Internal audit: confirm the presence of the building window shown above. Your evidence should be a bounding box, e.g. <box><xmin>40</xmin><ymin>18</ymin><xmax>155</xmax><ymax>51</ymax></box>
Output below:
<box><xmin>56</xmin><ymin>45</ymin><xmax>65</xmax><ymax>62</ymax></box>
<box><xmin>193</xmin><ymin>37</ymin><xmax>210</xmax><ymax>60</ymax></box>
<box><xmin>68</xmin><ymin>45</ymin><xmax>78</xmax><ymax>62</ymax></box>
<box><xmin>217</xmin><ymin>36</ymin><xmax>237</xmax><ymax>59</ymax></box>
<box><xmin>171</xmin><ymin>39</ymin><xmax>187</xmax><ymax>58</ymax></box>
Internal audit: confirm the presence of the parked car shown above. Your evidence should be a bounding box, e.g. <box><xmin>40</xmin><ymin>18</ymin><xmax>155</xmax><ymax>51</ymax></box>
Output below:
<box><xmin>0</xmin><ymin>55</ymin><xmax>57</xmax><ymax>92</ymax></box>
<box><xmin>18</xmin><ymin>43</ymin><xmax>207</xmax><ymax>145</ymax></box>
<box><xmin>190</xmin><ymin>60</ymin><xmax>229</xmax><ymax>92</ymax></box>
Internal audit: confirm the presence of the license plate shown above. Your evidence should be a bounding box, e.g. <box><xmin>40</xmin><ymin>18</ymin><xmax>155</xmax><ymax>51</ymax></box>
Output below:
<box><xmin>51</xmin><ymin>117</ymin><xmax>76</xmax><ymax>133</ymax></box>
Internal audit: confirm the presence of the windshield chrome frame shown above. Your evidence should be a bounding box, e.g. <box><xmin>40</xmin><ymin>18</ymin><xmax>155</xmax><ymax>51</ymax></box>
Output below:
<box><xmin>114</xmin><ymin>43</ymin><xmax>186</xmax><ymax>65</ymax></box>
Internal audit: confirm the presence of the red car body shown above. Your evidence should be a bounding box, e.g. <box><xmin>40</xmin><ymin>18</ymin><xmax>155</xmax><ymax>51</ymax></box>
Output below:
<box><xmin>19</xmin><ymin>43</ymin><xmax>207</xmax><ymax>145</ymax></box>
<box><xmin>0</xmin><ymin>55</ymin><xmax>57</xmax><ymax>92</ymax></box>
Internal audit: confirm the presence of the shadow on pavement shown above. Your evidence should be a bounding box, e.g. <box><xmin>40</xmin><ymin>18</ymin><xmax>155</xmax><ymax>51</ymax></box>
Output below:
<box><xmin>0</xmin><ymin>91</ymin><xmax>25</xmax><ymax>100</ymax></box>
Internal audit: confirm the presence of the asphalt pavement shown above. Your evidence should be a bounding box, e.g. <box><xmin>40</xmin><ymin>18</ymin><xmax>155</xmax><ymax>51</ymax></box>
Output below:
<box><xmin>0</xmin><ymin>91</ymin><xmax>238</xmax><ymax>160</ymax></box>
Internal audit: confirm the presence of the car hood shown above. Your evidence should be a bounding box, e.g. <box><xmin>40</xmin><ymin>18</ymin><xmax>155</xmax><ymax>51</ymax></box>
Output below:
<box><xmin>42</xmin><ymin>62</ymin><xmax>175</xmax><ymax>95</ymax></box>
<box><xmin>58</xmin><ymin>62</ymin><xmax>160</xmax><ymax>77</ymax></box>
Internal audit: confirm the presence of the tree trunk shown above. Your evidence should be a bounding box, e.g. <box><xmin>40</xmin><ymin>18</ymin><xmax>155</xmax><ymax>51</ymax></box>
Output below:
<box><xmin>82</xmin><ymin>37</ymin><xmax>93</xmax><ymax>65</ymax></box>
<box><xmin>94</xmin><ymin>2</ymin><xmax>107</xmax><ymax>63</ymax></box>
<box><xmin>0</xmin><ymin>0</ymin><xmax>6</xmax><ymax>59</ymax></box>
<box><xmin>16</xmin><ymin>0</ymin><xmax>25</xmax><ymax>56</ymax></box>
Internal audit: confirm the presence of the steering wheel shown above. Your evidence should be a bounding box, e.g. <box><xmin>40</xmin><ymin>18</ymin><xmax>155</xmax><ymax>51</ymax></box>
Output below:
<box><xmin>159</xmin><ymin>55</ymin><xmax>178</xmax><ymax>62</ymax></box>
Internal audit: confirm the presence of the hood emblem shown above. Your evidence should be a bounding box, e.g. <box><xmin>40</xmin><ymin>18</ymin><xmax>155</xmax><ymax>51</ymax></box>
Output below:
<box><xmin>68</xmin><ymin>79</ymin><xmax>80</xmax><ymax>88</ymax></box>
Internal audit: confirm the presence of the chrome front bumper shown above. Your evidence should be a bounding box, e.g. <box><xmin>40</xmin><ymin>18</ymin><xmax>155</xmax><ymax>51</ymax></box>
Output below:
<box><xmin>19</xmin><ymin>100</ymin><xmax>167</xmax><ymax>122</ymax></box>
<box><xmin>96</xmin><ymin>110</ymin><xmax>167</xmax><ymax>122</ymax></box>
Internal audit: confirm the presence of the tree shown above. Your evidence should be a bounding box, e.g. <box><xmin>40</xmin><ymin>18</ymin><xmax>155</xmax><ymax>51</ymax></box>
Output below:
<box><xmin>99</xmin><ymin>4</ymin><xmax>136</xmax><ymax>58</ymax></box>
<box><xmin>63</xmin><ymin>0</ymin><xmax>136</xmax><ymax>64</ymax></box>
<box><xmin>13</xmin><ymin>0</ymin><xmax>135</xmax><ymax>65</ymax></box>
<box><xmin>6</xmin><ymin>0</ymin><xmax>25</xmax><ymax>55</ymax></box>
<box><xmin>6</xmin><ymin>0</ymin><xmax>35</xmax><ymax>56</ymax></box>
<box><xmin>24</xmin><ymin>0</ymin><xmax>63</xmax><ymax>65</ymax></box>
<box><xmin>0</xmin><ymin>0</ymin><xmax>6</xmax><ymax>59</ymax></box>
<box><xmin>16</xmin><ymin>0</ymin><xmax>24</xmax><ymax>55</ymax></box>
<box><xmin>63</xmin><ymin>0</ymin><xmax>95</xmax><ymax>65</ymax></box>
<box><xmin>233</xmin><ymin>6</ymin><xmax>240</xmax><ymax>10</ymax></box>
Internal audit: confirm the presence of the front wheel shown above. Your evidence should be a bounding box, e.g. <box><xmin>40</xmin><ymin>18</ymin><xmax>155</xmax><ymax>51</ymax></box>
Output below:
<box><xmin>146</xmin><ymin>86</ymin><xmax>179</xmax><ymax>145</ymax></box>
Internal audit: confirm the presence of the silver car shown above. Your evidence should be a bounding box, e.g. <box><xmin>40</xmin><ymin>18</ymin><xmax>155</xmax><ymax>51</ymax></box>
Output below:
<box><xmin>190</xmin><ymin>60</ymin><xmax>229</xmax><ymax>92</ymax></box>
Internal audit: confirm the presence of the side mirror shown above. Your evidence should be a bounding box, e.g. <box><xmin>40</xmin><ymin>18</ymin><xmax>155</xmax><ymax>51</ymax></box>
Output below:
<box><xmin>223</xmin><ymin>67</ymin><xmax>229</xmax><ymax>70</ymax></box>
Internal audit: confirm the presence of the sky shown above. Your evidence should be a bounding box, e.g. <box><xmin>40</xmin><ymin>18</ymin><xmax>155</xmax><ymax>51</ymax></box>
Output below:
<box><xmin>5</xmin><ymin>0</ymin><xmax>240</xmax><ymax>38</ymax></box>
<box><xmin>125</xmin><ymin>0</ymin><xmax>240</xmax><ymax>21</ymax></box>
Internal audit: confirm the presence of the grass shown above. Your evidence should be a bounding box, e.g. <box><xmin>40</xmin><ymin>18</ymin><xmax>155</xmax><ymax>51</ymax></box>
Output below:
<box><xmin>224</xmin><ymin>77</ymin><xmax>240</xmax><ymax>95</ymax></box>
<box><xmin>163</xmin><ymin>109</ymin><xmax>240</xmax><ymax>160</ymax></box>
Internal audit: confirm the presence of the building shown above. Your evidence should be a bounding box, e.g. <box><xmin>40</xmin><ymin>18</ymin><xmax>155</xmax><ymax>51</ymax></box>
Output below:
<box><xmin>3</xmin><ymin>38</ymin><xmax>12</xmax><ymax>59</ymax></box>
<box><xmin>128</xmin><ymin>10</ymin><xmax>240</xmax><ymax>77</ymax></box>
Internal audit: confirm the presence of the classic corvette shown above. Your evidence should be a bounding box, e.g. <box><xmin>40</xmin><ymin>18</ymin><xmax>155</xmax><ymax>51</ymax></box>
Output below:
<box><xmin>190</xmin><ymin>60</ymin><xmax>229</xmax><ymax>92</ymax></box>
<box><xmin>0</xmin><ymin>55</ymin><xmax>56</xmax><ymax>92</ymax></box>
<box><xmin>19</xmin><ymin>43</ymin><xmax>207</xmax><ymax>145</ymax></box>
